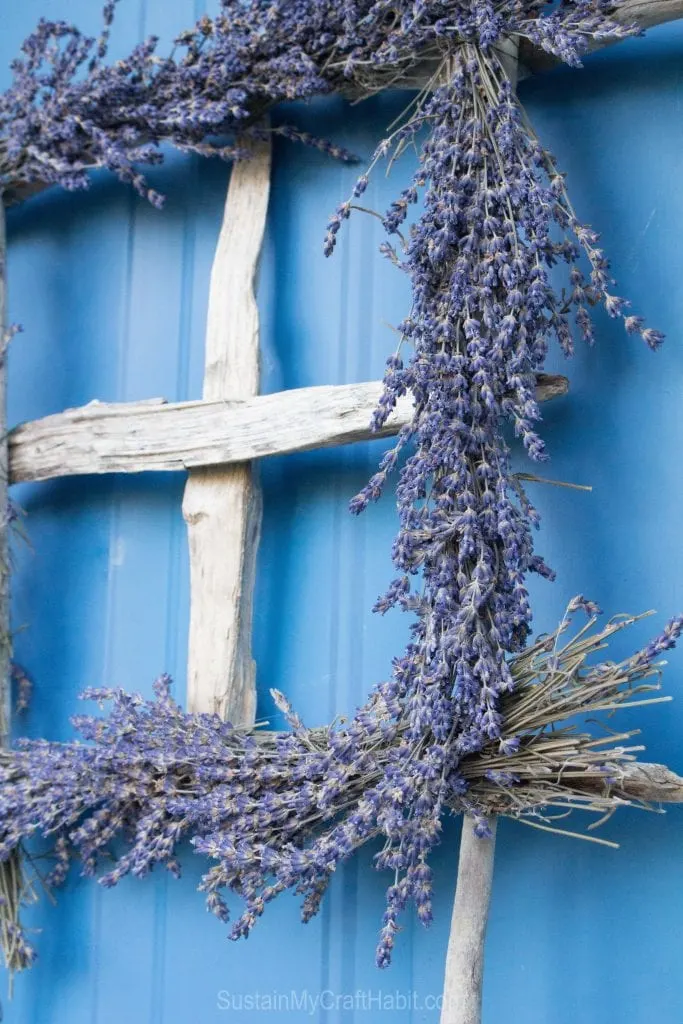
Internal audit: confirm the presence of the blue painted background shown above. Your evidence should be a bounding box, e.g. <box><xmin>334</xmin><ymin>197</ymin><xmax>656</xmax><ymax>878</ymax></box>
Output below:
<box><xmin>2</xmin><ymin>2</ymin><xmax>683</xmax><ymax>1021</ymax></box>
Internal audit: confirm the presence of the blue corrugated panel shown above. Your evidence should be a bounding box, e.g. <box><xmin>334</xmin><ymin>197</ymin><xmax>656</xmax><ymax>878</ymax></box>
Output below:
<box><xmin>1</xmin><ymin>3</ymin><xmax>683</xmax><ymax>1021</ymax></box>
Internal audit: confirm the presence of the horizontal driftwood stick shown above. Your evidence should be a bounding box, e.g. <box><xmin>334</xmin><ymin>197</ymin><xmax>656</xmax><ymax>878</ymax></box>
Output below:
<box><xmin>546</xmin><ymin>760</ymin><xmax>683</xmax><ymax>805</ymax></box>
<box><xmin>601</xmin><ymin>0</ymin><xmax>683</xmax><ymax>30</ymax></box>
<box><xmin>8</xmin><ymin>373</ymin><xmax>568</xmax><ymax>485</ymax></box>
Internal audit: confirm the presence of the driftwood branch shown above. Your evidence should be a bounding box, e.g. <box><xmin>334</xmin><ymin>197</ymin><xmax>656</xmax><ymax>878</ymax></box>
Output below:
<box><xmin>612</xmin><ymin>760</ymin><xmax>683</xmax><ymax>803</ymax></box>
<box><xmin>440</xmin><ymin>816</ymin><xmax>498</xmax><ymax>1024</ymax></box>
<box><xmin>435</xmin><ymin>758</ymin><xmax>683</xmax><ymax>1024</ymax></box>
<box><xmin>251</xmin><ymin>724</ymin><xmax>683</xmax><ymax>803</ymax></box>
<box><xmin>8</xmin><ymin>373</ymin><xmax>568</xmax><ymax>485</ymax></box>
<box><xmin>181</xmin><ymin>136</ymin><xmax>271</xmax><ymax>723</ymax></box>
<box><xmin>611</xmin><ymin>0</ymin><xmax>683</xmax><ymax>27</ymax></box>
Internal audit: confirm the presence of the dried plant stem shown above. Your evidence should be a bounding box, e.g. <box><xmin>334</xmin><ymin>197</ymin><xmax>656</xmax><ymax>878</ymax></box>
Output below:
<box><xmin>0</xmin><ymin>849</ymin><xmax>37</xmax><ymax>991</ymax></box>
<box><xmin>440</xmin><ymin>816</ymin><xmax>498</xmax><ymax>1024</ymax></box>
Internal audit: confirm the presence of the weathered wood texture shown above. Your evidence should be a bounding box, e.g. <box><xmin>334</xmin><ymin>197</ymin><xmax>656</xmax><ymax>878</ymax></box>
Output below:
<box><xmin>440</xmin><ymin>816</ymin><xmax>498</xmax><ymax>1024</ymax></box>
<box><xmin>613</xmin><ymin>761</ymin><xmax>683</xmax><ymax>803</ymax></box>
<box><xmin>498</xmin><ymin>34</ymin><xmax>519</xmax><ymax>86</ymax></box>
<box><xmin>618</xmin><ymin>0</ymin><xmax>683</xmax><ymax>27</ymax></box>
<box><xmin>8</xmin><ymin>373</ymin><xmax>568</xmax><ymax>484</ymax></box>
<box><xmin>0</xmin><ymin>204</ymin><xmax>9</xmax><ymax>745</ymax></box>
<box><xmin>181</xmin><ymin>137</ymin><xmax>271</xmax><ymax>723</ymax></box>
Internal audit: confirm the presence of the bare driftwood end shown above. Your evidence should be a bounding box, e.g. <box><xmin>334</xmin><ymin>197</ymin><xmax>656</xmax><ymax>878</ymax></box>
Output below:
<box><xmin>614</xmin><ymin>761</ymin><xmax>683</xmax><ymax>803</ymax></box>
<box><xmin>440</xmin><ymin>815</ymin><xmax>498</xmax><ymax>1024</ymax></box>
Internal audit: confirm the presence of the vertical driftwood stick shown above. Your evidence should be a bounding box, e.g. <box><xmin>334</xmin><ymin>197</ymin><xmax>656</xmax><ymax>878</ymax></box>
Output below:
<box><xmin>182</xmin><ymin>136</ymin><xmax>271</xmax><ymax>723</ymax></box>
<box><xmin>0</xmin><ymin>200</ymin><xmax>9</xmax><ymax>744</ymax></box>
<box><xmin>440</xmin><ymin>816</ymin><xmax>498</xmax><ymax>1024</ymax></box>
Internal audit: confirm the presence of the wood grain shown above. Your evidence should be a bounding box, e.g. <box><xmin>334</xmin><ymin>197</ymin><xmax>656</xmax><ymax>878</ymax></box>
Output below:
<box><xmin>611</xmin><ymin>760</ymin><xmax>683</xmax><ymax>803</ymax></box>
<box><xmin>181</xmin><ymin>137</ymin><xmax>271</xmax><ymax>723</ymax></box>
<box><xmin>8</xmin><ymin>373</ymin><xmax>569</xmax><ymax>484</ymax></box>
<box><xmin>437</xmin><ymin>755</ymin><xmax>683</xmax><ymax>1024</ymax></box>
<box><xmin>440</xmin><ymin>816</ymin><xmax>498</xmax><ymax>1024</ymax></box>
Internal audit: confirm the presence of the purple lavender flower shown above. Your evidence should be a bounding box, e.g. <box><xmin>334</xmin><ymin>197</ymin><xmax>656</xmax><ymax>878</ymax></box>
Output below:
<box><xmin>325</xmin><ymin>5</ymin><xmax>660</xmax><ymax>963</ymax></box>
<box><xmin>632</xmin><ymin>614</ymin><xmax>683</xmax><ymax>668</ymax></box>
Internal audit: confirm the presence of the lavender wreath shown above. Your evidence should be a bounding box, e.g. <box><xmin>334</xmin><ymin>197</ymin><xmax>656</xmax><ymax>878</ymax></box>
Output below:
<box><xmin>0</xmin><ymin>0</ymin><xmax>681</xmax><ymax>981</ymax></box>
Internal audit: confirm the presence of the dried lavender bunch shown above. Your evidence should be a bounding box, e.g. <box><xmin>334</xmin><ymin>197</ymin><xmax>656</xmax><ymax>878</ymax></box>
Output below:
<box><xmin>0</xmin><ymin>604</ymin><xmax>680</xmax><ymax>967</ymax></box>
<box><xmin>316</xmin><ymin>6</ymin><xmax>665</xmax><ymax>963</ymax></box>
<box><xmin>1</xmin><ymin>0</ymin><xmax>636</xmax><ymax>203</ymax></box>
<box><xmin>341</xmin><ymin>40</ymin><xmax>662</xmax><ymax>733</ymax></box>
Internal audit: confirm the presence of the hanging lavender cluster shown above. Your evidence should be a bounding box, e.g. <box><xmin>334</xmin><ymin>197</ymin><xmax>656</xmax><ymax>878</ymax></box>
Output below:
<box><xmin>323</xmin><ymin>2</ymin><xmax>663</xmax><ymax>961</ymax></box>
<box><xmin>0</xmin><ymin>0</ymin><xmax>671</xmax><ymax>972</ymax></box>
<box><xmin>336</xmin><ymin>40</ymin><xmax>662</xmax><ymax>765</ymax></box>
